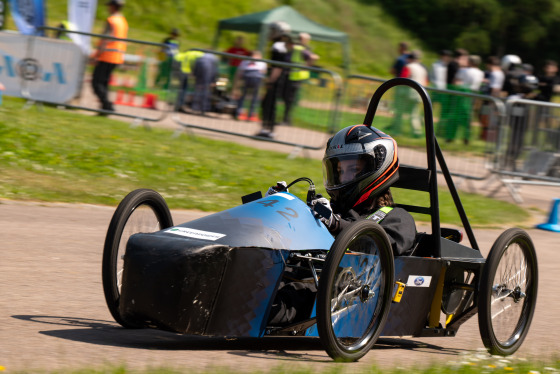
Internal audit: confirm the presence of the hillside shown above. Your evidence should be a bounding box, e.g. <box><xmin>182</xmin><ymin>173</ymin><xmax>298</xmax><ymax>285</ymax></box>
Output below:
<box><xmin>33</xmin><ymin>0</ymin><xmax>435</xmax><ymax>76</ymax></box>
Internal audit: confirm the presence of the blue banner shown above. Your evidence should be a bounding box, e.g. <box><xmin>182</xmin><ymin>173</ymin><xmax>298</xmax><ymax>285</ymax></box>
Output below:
<box><xmin>9</xmin><ymin>0</ymin><xmax>45</xmax><ymax>35</ymax></box>
<box><xmin>0</xmin><ymin>0</ymin><xmax>6</xmax><ymax>30</ymax></box>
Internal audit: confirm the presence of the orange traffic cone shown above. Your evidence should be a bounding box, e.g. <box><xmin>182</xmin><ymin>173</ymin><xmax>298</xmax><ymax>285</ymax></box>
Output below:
<box><xmin>125</xmin><ymin>91</ymin><xmax>136</xmax><ymax>106</ymax></box>
<box><xmin>114</xmin><ymin>90</ymin><xmax>126</xmax><ymax>105</ymax></box>
<box><xmin>141</xmin><ymin>93</ymin><xmax>157</xmax><ymax>109</ymax></box>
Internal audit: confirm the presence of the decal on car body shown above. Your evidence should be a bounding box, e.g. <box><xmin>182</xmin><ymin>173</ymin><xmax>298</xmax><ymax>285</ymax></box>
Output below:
<box><xmin>165</xmin><ymin>227</ymin><xmax>226</xmax><ymax>241</ymax></box>
<box><xmin>406</xmin><ymin>275</ymin><xmax>432</xmax><ymax>287</ymax></box>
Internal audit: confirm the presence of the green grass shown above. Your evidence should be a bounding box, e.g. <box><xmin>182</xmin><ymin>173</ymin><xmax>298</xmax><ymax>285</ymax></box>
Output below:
<box><xmin>4</xmin><ymin>356</ymin><xmax>558</xmax><ymax>374</ymax></box>
<box><xmin>8</xmin><ymin>0</ymin><xmax>437</xmax><ymax>77</ymax></box>
<box><xmin>0</xmin><ymin>97</ymin><xmax>527</xmax><ymax>227</ymax></box>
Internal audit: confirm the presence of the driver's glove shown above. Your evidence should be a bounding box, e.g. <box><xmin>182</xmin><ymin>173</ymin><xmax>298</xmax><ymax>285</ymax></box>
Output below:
<box><xmin>265</xmin><ymin>181</ymin><xmax>288</xmax><ymax>196</ymax></box>
<box><xmin>310</xmin><ymin>195</ymin><xmax>339</xmax><ymax>231</ymax></box>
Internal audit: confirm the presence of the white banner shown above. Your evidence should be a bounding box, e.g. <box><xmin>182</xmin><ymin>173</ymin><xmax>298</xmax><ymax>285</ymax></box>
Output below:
<box><xmin>0</xmin><ymin>32</ymin><xmax>83</xmax><ymax>103</ymax></box>
<box><xmin>68</xmin><ymin>0</ymin><xmax>97</xmax><ymax>55</ymax></box>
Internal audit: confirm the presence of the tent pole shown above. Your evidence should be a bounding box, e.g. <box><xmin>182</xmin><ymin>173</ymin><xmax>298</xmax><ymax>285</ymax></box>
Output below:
<box><xmin>212</xmin><ymin>28</ymin><xmax>221</xmax><ymax>50</ymax></box>
<box><xmin>257</xmin><ymin>23</ymin><xmax>268</xmax><ymax>55</ymax></box>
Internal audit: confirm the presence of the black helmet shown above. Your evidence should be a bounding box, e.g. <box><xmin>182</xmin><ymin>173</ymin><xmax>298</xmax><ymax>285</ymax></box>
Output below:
<box><xmin>323</xmin><ymin>125</ymin><xmax>399</xmax><ymax>214</ymax></box>
<box><xmin>519</xmin><ymin>74</ymin><xmax>539</xmax><ymax>94</ymax></box>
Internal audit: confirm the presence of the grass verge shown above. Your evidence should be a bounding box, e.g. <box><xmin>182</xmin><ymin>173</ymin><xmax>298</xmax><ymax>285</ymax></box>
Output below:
<box><xmin>0</xmin><ymin>97</ymin><xmax>526</xmax><ymax>227</ymax></box>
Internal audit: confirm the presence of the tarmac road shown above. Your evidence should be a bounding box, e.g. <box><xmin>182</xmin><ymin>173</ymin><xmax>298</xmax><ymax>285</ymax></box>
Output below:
<box><xmin>1</xmin><ymin>199</ymin><xmax>559</xmax><ymax>372</ymax></box>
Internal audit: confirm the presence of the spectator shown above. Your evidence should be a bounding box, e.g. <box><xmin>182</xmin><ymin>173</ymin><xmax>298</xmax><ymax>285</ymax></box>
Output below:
<box><xmin>298</xmin><ymin>32</ymin><xmax>320</xmax><ymax>65</ymax></box>
<box><xmin>536</xmin><ymin>60</ymin><xmax>560</xmax><ymax>102</ymax></box>
<box><xmin>430</xmin><ymin>49</ymin><xmax>452</xmax><ymax>90</ymax></box>
<box><xmin>233</xmin><ymin>50</ymin><xmax>267</xmax><ymax>122</ymax></box>
<box><xmin>192</xmin><ymin>53</ymin><xmax>219</xmax><ymax>115</ymax></box>
<box><xmin>155</xmin><ymin>28</ymin><xmax>180</xmax><ymax>90</ymax></box>
<box><xmin>479</xmin><ymin>56</ymin><xmax>505</xmax><ymax>141</ymax></box>
<box><xmin>450</xmin><ymin>55</ymin><xmax>485</xmax><ymax>144</ymax></box>
<box><xmin>437</xmin><ymin>48</ymin><xmax>469</xmax><ymax>142</ymax></box>
<box><xmin>281</xmin><ymin>35</ymin><xmax>315</xmax><ymax>126</ymax></box>
<box><xmin>505</xmin><ymin>74</ymin><xmax>540</xmax><ymax>170</ymax></box>
<box><xmin>91</xmin><ymin>0</ymin><xmax>128</xmax><ymax>113</ymax></box>
<box><xmin>457</xmin><ymin>55</ymin><xmax>485</xmax><ymax>92</ymax></box>
<box><xmin>390</xmin><ymin>41</ymin><xmax>410</xmax><ymax>77</ymax></box>
<box><xmin>389</xmin><ymin>50</ymin><xmax>428</xmax><ymax>137</ymax></box>
<box><xmin>501</xmin><ymin>54</ymin><xmax>524</xmax><ymax>97</ymax></box>
<box><xmin>54</xmin><ymin>20</ymin><xmax>76</xmax><ymax>40</ymax></box>
<box><xmin>535</xmin><ymin>60</ymin><xmax>560</xmax><ymax>131</ymax></box>
<box><xmin>173</xmin><ymin>49</ymin><xmax>204</xmax><ymax>112</ymax></box>
<box><xmin>225</xmin><ymin>36</ymin><xmax>251</xmax><ymax>84</ymax></box>
<box><xmin>257</xmin><ymin>21</ymin><xmax>291</xmax><ymax>138</ymax></box>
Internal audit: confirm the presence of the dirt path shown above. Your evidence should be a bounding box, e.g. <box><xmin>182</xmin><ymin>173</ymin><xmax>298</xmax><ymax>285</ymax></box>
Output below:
<box><xmin>1</xmin><ymin>200</ymin><xmax>558</xmax><ymax>372</ymax></box>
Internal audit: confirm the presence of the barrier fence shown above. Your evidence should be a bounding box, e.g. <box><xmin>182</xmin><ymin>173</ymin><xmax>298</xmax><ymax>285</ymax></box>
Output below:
<box><xmin>4</xmin><ymin>31</ymin><xmax>560</xmax><ymax>202</ymax></box>
<box><xmin>487</xmin><ymin>97</ymin><xmax>560</xmax><ymax>202</ymax></box>
<box><xmin>171</xmin><ymin>48</ymin><xmax>343</xmax><ymax>151</ymax></box>
<box><xmin>9</xmin><ymin>27</ymin><xmax>173</xmax><ymax>125</ymax></box>
<box><xmin>343</xmin><ymin>75</ymin><xmax>506</xmax><ymax>183</ymax></box>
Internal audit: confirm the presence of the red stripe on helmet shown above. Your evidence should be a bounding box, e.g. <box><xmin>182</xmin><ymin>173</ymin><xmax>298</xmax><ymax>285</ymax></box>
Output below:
<box><xmin>353</xmin><ymin>138</ymin><xmax>399</xmax><ymax>207</ymax></box>
<box><xmin>347</xmin><ymin>124</ymin><xmax>366</xmax><ymax>136</ymax></box>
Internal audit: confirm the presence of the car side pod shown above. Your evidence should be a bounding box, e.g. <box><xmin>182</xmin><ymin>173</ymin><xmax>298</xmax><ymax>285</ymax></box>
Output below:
<box><xmin>119</xmin><ymin>231</ymin><xmax>285</xmax><ymax>337</ymax></box>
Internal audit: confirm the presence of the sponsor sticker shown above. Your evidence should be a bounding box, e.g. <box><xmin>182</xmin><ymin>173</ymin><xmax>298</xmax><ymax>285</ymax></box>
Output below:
<box><xmin>275</xmin><ymin>192</ymin><xmax>295</xmax><ymax>200</ymax></box>
<box><xmin>406</xmin><ymin>275</ymin><xmax>432</xmax><ymax>287</ymax></box>
<box><xmin>165</xmin><ymin>227</ymin><xmax>226</xmax><ymax>241</ymax></box>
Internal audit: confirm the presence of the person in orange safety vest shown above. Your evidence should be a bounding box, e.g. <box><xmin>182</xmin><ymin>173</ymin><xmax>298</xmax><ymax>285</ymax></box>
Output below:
<box><xmin>91</xmin><ymin>0</ymin><xmax>128</xmax><ymax>113</ymax></box>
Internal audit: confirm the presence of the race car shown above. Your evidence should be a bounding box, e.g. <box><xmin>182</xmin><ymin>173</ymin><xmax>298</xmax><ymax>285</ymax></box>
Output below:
<box><xmin>102</xmin><ymin>78</ymin><xmax>538</xmax><ymax>362</ymax></box>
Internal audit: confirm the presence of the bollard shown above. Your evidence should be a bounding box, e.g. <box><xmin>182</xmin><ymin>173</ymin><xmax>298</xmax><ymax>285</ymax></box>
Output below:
<box><xmin>114</xmin><ymin>90</ymin><xmax>126</xmax><ymax>105</ymax></box>
<box><xmin>125</xmin><ymin>91</ymin><xmax>137</xmax><ymax>106</ymax></box>
<box><xmin>141</xmin><ymin>93</ymin><xmax>157</xmax><ymax>109</ymax></box>
<box><xmin>536</xmin><ymin>198</ymin><xmax>560</xmax><ymax>232</ymax></box>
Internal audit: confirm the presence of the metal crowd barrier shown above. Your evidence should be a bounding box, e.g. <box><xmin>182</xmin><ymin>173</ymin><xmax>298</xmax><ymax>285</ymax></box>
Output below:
<box><xmin>343</xmin><ymin>74</ymin><xmax>506</xmax><ymax>185</ymax></box>
<box><xmin>171</xmin><ymin>48</ymin><xmax>343</xmax><ymax>151</ymax></box>
<box><xmin>487</xmin><ymin>97</ymin><xmax>560</xmax><ymax>202</ymax></box>
<box><xmin>26</xmin><ymin>27</ymin><xmax>173</xmax><ymax>126</ymax></box>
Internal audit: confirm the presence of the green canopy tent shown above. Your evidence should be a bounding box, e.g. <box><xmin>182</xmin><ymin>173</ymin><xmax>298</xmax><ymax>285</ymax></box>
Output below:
<box><xmin>212</xmin><ymin>5</ymin><xmax>350</xmax><ymax>69</ymax></box>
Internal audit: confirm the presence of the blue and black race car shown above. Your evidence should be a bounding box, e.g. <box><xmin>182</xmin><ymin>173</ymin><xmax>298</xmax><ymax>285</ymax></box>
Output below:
<box><xmin>102</xmin><ymin>79</ymin><xmax>538</xmax><ymax>362</ymax></box>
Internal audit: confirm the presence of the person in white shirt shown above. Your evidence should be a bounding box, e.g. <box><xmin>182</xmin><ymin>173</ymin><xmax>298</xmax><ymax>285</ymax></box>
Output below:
<box><xmin>430</xmin><ymin>49</ymin><xmax>452</xmax><ymax>90</ymax></box>
<box><xmin>233</xmin><ymin>51</ymin><xmax>267</xmax><ymax>121</ymax></box>
<box><xmin>389</xmin><ymin>50</ymin><xmax>428</xmax><ymax>137</ymax></box>
<box><xmin>456</xmin><ymin>55</ymin><xmax>485</xmax><ymax>92</ymax></box>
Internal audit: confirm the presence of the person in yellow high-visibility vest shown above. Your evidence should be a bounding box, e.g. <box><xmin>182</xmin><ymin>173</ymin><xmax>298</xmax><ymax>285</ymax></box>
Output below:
<box><xmin>91</xmin><ymin>0</ymin><xmax>128</xmax><ymax>112</ymax></box>
<box><xmin>174</xmin><ymin>50</ymin><xmax>204</xmax><ymax>112</ymax></box>
<box><xmin>55</xmin><ymin>20</ymin><xmax>76</xmax><ymax>40</ymax></box>
<box><xmin>281</xmin><ymin>34</ymin><xmax>315</xmax><ymax>126</ymax></box>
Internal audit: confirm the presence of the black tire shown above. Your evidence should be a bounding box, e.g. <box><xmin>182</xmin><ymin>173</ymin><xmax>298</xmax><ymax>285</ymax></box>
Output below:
<box><xmin>102</xmin><ymin>189</ymin><xmax>173</xmax><ymax>328</ymax></box>
<box><xmin>317</xmin><ymin>220</ymin><xmax>394</xmax><ymax>362</ymax></box>
<box><xmin>478</xmin><ymin>228</ymin><xmax>538</xmax><ymax>356</ymax></box>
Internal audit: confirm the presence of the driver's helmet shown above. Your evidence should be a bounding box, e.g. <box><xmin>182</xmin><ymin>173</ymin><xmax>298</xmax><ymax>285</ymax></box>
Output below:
<box><xmin>322</xmin><ymin>125</ymin><xmax>399</xmax><ymax>214</ymax></box>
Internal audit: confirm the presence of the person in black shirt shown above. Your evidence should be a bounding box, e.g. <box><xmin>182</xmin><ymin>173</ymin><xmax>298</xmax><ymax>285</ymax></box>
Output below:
<box><xmin>267</xmin><ymin>125</ymin><xmax>417</xmax><ymax>326</ymax></box>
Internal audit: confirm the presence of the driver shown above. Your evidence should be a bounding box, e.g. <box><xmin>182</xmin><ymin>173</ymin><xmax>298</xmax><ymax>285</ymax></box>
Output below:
<box><xmin>267</xmin><ymin>124</ymin><xmax>417</xmax><ymax>326</ymax></box>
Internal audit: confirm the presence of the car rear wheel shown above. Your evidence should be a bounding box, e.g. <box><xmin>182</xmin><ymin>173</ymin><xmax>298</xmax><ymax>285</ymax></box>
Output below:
<box><xmin>478</xmin><ymin>228</ymin><xmax>538</xmax><ymax>355</ymax></box>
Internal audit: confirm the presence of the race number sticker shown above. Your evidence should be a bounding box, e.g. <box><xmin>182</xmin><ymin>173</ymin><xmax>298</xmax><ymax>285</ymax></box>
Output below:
<box><xmin>165</xmin><ymin>227</ymin><xmax>226</xmax><ymax>241</ymax></box>
<box><xmin>406</xmin><ymin>275</ymin><xmax>432</xmax><ymax>287</ymax></box>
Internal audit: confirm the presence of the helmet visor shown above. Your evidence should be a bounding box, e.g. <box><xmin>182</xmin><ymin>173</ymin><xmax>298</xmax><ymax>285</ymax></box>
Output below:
<box><xmin>323</xmin><ymin>154</ymin><xmax>377</xmax><ymax>189</ymax></box>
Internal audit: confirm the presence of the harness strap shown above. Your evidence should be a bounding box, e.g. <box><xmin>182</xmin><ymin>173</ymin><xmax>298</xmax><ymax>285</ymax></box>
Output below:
<box><xmin>366</xmin><ymin>206</ymin><xmax>393</xmax><ymax>223</ymax></box>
